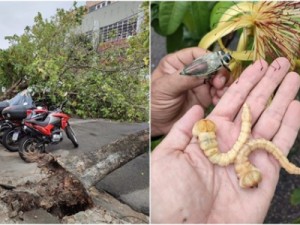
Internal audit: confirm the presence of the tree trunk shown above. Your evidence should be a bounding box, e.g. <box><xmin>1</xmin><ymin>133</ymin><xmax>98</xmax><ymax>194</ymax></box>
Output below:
<box><xmin>0</xmin><ymin>79</ymin><xmax>28</xmax><ymax>101</ymax></box>
<box><xmin>57</xmin><ymin>129</ymin><xmax>149</xmax><ymax>189</ymax></box>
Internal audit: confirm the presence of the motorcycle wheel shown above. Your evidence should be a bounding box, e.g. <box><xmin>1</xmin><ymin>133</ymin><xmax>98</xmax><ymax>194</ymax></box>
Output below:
<box><xmin>0</xmin><ymin>126</ymin><xmax>10</xmax><ymax>144</ymax></box>
<box><xmin>2</xmin><ymin>128</ymin><xmax>20</xmax><ymax>152</ymax></box>
<box><xmin>19</xmin><ymin>137</ymin><xmax>45</xmax><ymax>163</ymax></box>
<box><xmin>65</xmin><ymin>125</ymin><xmax>79</xmax><ymax>148</ymax></box>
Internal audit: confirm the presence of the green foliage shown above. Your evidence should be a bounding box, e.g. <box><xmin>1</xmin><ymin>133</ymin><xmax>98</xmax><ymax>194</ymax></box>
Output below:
<box><xmin>291</xmin><ymin>188</ymin><xmax>300</xmax><ymax>223</ymax></box>
<box><xmin>0</xmin><ymin>2</ymin><xmax>149</xmax><ymax>122</ymax></box>
<box><xmin>151</xmin><ymin>1</ymin><xmax>216</xmax><ymax>53</ymax></box>
<box><xmin>210</xmin><ymin>1</ymin><xmax>235</xmax><ymax>29</ymax></box>
<box><xmin>158</xmin><ymin>2</ymin><xmax>189</xmax><ymax>36</ymax></box>
<box><xmin>67</xmin><ymin>69</ymin><xmax>148</xmax><ymax>122</ymax></box>
<box><xmin>291</xmin><ymin>188</ymin><xmax>300</xmax><ymax>206</ymax></box>
<box><xmin>151</xmin><ymin>136</ymin><xmax>164</xmax><ymax>151</ymax></box>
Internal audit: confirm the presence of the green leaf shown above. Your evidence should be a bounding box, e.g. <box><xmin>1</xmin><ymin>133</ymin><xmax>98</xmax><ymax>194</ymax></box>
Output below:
<box><xmin>151</xmin><ymin>19</ymin><xmax>165</xmax><ymax>36</ymax></box>
<box><xmin>183</xmin><ymin>2</ymin><xmax>214</xmax><ymax>40</ymax></box>
<box><xmin>166</xmin><ymin>24</ymin><xmax>184</xmax><ymax>53</ymax></box>
<box><xmin>210</xmin><ymin>1</ymin><xmax>235</xmax><ymax>29</ymax></box>
<box><xmin>291</xmin><ymin>188</ymin><xmax>300</xmax><ymax>205</ymax></box>
<box><xmin>151</xmin><ymin>2</ymin><xmax>159</xmax><ymax>22</ymax></box>
<box><xmin>151</xmin><ymin>2</ymin><xmax>165</xmax><ymax>35</ymax></box>
<box><xmin>151</xmin><ymin>137</ymin><xmax>164</xmax><ymax>151</ymax></box>
<box><xmin>159</xmin><ymin>1</ymin><xmax>189</xmax><ymax>36</ymax></box>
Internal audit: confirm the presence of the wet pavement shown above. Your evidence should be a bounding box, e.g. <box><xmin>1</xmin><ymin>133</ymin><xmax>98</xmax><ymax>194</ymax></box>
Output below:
<box><xmin>96</xmin><ymin>152</ymin><xmax>149</xmax><ymax>215</ymax></box>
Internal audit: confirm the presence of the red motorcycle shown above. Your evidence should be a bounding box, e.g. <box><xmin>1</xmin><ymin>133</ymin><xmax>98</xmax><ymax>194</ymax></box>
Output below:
<box><xmin>18</xmin><ymin>100</ymin><xmax>78</xmax><ymax>162</ymax></box>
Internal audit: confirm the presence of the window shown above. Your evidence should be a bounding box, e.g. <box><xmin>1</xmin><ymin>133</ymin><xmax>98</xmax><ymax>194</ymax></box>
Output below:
<box><xmin>99</xmin><ymin>15</ymin><xmax>138</xmax><ymax>43</ymax></box>
<box><xmin>88</xmin><ymin>1</ymin><xmax>112</xmax><ymax>13</ymax></box>
<box><xmin>86</xmin><ymin>31</ymin><xmax>93</xmax><ymax>41</ymax></box>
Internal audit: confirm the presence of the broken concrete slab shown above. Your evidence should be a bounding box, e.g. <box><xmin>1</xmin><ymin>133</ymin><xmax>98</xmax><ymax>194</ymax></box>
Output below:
<box><xmin>121</xmin><ymin>189</ymin><xmax>149</xmax><ymax>215</ymax></box>
<box><xmin>0</xmin><ymin>150</ymin><xmax>46</xmax><ymax>187</ymax></box>
<box><xmin>0</xmin><ymin>193</ymin><xmax>10</xmax><ymax>223</ymax></box>
<box><xmin>96</xmin><ymin>152</ymin><xmax>149</xmax><ymax>214</ymax></box>
<box><xmin>62</xmin><ymin>207</ymin><xmax>128</xmax><ymax>224</ymax></box>
<box><xmin>86</xmin><ymin>187</ymin><xmax>148</xmax><ymax>223</ymax></box>
<box><xmin>21</xmin><ymin>209</ymin><xmax>60</xmax><ymax>224</ymax></box>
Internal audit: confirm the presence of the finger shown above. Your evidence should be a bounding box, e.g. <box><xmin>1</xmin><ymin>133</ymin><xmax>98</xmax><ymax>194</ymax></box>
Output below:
<box><xmin>210</xmin><ymin>68</ymin><xmax>229</xmax><ymax>89</ymax></box>
<box><xmin>238</xmin><ymin>100</ymin><xmax>300</xmax><ymax>194</ymax></box>
<box><xmin>238</xmin><ymin>57</ymin><xmax>291</xmax><ymax>125</ymax></box>
<box><xmin>169</xmin><ymin>47</ymin><xmax>210</xmax><ymax>70</ymax></box>
<box><xmin>153</xmin><ymin>48</ymin><xmax>228</xmax><ymax>95</ymax></box>
<box><xmin>258</xmin><ymin>100</ymin><xmax>300</xmax><ymax>190</ymax></box>
<box><xmin>154</xmin><ymin>105</ymin><xmax>204</xmax><ymax>155</ymax></box>
<box><xmin>210</xmin><ymin>87</ymin><xmax>216</xmax><ymax>98</ymax></box>
<box><xmin>189</xmin><ymin>84</ymin><xmax>212</xmax><ymax>108</ymax></box>
<box><xmin>212</xmin><ymin>95</ymin><xmax>220</xmax><ymax>105</ymax></box>
<box><xmin>216</xmin><ymin>86</ymin><xmax>228</xmax><ymax>99</ymax></box>
<box><xmin>152</xmin><ymin>47</ymin><xmax>209</xmax><ymax>80</ymax></box>
<box><xmin>211</xmin><ymin>59</ymin><xmax>268</xmax><ymax>120</ymax></box>
<box><xmin>160</xmin><ymin>73</ymin><xmax>206</xmax><ymax>96</ymax></box>
<box><xmin>272</xmin><ymin>100</ymin><xmax>300</xmax><ymax>156</ymax></box>
<box><xmin>252</xmin><ymin>72</ymin><xmax>300</xmax><ymax>139</ymax></box>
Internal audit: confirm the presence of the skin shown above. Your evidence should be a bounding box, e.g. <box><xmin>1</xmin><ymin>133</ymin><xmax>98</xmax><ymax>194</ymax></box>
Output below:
<box><xmin>151</xmin><ymin>57</ymin><xmax>300</xmax><ymax>223</ymax></box>
<box><xmin>151</xmin><ymin>47</ymin><xmax>231</xmax><ymax>137</ymax></box>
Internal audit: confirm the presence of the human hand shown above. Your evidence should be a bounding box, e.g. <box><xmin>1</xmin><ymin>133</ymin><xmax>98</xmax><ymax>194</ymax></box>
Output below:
<box><xmin>151</xmin><ymin>47</ymin><xmax>230</xmax><ymax>137</ymax></box>
<box><xmin>151</xmin><ymin>58</ymin><xmax>300</xmax><ymax>223</ymax></box>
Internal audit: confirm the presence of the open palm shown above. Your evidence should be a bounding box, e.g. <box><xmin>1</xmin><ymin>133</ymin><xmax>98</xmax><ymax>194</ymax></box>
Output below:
<box><xmin>151</xmin><ymin>58</ymin><xmax>300</xmax><ymax>223</ymax></box>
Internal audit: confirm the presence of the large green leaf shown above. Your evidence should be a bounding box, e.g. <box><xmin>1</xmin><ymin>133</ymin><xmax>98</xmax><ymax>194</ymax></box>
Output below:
<box><xmin>151</xmin><ymin>2</ymin><xmax>165</xmax><ymax>35</ymax></box>
<box><xmin>210</xmin><ymin>1</ymin><xmax>235</xmax><ymax>29</ymax></box>
<box><xmin>151</xmin><ymin>2</ymin><xmax>159</xmax><ymax>22</ymax></box>
<box><xmin>183</xmin><ymin>2</ymin><xmax>214</xmax><ymax>40</ymax></box>
<box><xmin>159</xmin><ymin>1</ymin><xmax>189</xmax><ymax>36</ymax></box>
<box><xmin>166</xmin><ymin>24</ymin><xmax>184</xmax><ymax>53</ymax></box>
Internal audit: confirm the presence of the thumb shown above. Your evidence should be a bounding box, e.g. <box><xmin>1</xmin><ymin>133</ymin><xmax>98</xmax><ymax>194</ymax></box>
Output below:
<box><xmin>161</xmin><ymin>72</ymin><xmax>207</xmax><ymax>96</ymax></box>
<box><xmin>153</xmin><ymin>105</ymin><xmax>204</xmax><ymax>157</ymax></box>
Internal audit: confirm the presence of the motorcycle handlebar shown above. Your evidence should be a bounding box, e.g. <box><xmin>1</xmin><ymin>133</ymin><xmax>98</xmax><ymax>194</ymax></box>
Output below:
<box><xmin>59</xmin><ymin>99</ymin><xmax>68</xmax><ymax>110</ymax></box>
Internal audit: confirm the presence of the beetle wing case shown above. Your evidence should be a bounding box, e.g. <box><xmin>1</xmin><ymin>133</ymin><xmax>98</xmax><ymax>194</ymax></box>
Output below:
<box><xmin>180</xmin><ymin>51</ymin><xmax>230</xmax><ymax>78</ymax></box>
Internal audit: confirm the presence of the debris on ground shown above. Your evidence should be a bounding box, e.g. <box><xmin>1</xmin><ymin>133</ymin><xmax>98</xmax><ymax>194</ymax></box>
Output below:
<box><xmin>0</xmin><ymin>152</ymin><xmax>148</xmax><ymax>223</ymax></box>
<box><xmin>0</xmin><ymin>154</ymin><xmax>93</xmax><ymax>223</ymax></box>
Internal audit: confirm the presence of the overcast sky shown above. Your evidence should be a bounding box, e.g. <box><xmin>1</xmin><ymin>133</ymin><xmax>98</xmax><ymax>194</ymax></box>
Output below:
<box><xmin>0</xmin><ymin>1</ymin><xmax>85</xmax><ymax>49</ymax></box>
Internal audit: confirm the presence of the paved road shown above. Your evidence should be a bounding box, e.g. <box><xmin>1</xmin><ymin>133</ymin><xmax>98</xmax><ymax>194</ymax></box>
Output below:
<box><xmin>49</xmin><ymin>118</ymin><xmax>148</xmax><ymax>154</ymax></box>
<box><xmin>0</xmin><ymin>118</ymin><xmax>149</xmax><ymax>215</ymax></box>
<box><xmin>96</xmin><ymin>152</ymin><xmax>149</xmax><ymax>214</ymax></box>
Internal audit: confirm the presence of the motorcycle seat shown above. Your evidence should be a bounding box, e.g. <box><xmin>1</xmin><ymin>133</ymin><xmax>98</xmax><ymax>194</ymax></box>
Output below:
<box><xmin>24</xmin><ymin>117</ymin><xmax>50</xmax><ymax>127</ymax></box>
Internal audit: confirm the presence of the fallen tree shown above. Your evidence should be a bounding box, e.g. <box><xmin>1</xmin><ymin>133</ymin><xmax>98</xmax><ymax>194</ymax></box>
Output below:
<box><xmin>57</xmin><ymin>129</ymin><xmax>149</xmax><ymax>189</ymax></box>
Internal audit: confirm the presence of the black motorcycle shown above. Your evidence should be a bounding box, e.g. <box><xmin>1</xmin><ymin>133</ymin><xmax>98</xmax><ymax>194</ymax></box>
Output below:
<box><xmin>1</xmin><ymin>106</ymin><xmax>48</xmax><ymax>152</ymax></box>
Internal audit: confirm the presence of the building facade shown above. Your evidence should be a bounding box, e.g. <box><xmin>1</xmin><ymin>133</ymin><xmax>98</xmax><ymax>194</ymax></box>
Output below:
<box><xmin>77</xmin><ymin>1</ymin><xmax>143</xmax><ymax>49</ymax></box>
